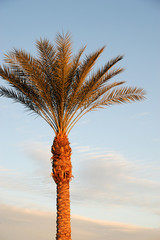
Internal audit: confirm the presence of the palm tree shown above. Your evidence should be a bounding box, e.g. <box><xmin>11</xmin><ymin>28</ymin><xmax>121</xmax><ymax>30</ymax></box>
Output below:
<box><xmin>0</xmin><ymin>32</ymin><xmax>145</xmax><ymax>240</ymax></box>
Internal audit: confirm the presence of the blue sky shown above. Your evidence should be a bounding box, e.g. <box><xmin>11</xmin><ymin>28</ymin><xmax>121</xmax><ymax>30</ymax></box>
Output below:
<box><xmin>0</xmin><ymin>0</ymin><xmax>160</xmax><ymax>239</ymax></box>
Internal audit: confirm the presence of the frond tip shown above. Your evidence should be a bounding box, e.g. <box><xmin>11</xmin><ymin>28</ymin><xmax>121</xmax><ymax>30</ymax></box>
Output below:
<box><xmin>0</xmin><ymin>32</ymin><xmax>146</xmax><ymax>134</ymax></box>
<box><xmin>103</xmin><ymin>87</ymin><xmax>146</xmax><ymax>106</ymax></box>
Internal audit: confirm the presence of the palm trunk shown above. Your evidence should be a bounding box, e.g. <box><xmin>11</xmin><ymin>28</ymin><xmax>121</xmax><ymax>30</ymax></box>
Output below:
<box><xmin>51</xmin><ymin>133</ymin><xmax>72</xmax><ymax>240</ymax></box>
<box><xmin>56</xmin><ymin>180</ymin><xmax>71</xmax><ymax>240</ymax></box>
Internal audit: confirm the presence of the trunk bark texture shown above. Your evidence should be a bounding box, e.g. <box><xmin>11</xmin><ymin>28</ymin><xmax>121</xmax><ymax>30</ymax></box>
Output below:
<box><xmin>51</xmin><ymin>133</ymin><xmax>72</xmax><ymax>240</ymax></box>
<box><xmin>56</xmin><ymin>181</ymin><xmax>71</xmax><ymax>240</ymax></box>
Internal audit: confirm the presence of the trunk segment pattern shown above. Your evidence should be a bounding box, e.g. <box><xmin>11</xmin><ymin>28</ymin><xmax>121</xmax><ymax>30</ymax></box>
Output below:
<box><xmin>51</xmin><ymin>133</ymin><xmax>72</xmax><ymax>184</ymax></box>
<box><xmin>51</xmin><ymin>133</ymin><xmax>72</xmax><ymax>240</ymax></box>
<box><xmin>56</xmin><ymin>181</ymin><xmax>71</xmax><ymax>240</ymax></box>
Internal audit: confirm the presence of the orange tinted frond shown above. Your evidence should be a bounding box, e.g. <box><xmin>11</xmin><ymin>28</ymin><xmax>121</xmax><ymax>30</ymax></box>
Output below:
<box><xmin>0</xmin><ymin>33</ymin><xmax>145</xmax><ymax>134</ymax></box>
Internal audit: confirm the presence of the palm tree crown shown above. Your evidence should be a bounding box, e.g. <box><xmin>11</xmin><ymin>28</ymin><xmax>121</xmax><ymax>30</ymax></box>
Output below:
<box><xmin>0</xmin><ymin>33</ymin><xmax>145</xmax><ymax>135</ymax></box>
<box><xmin>0</xmin><ymin>32</ymin><xmax>146</xmax><ymax>240</ymax></box>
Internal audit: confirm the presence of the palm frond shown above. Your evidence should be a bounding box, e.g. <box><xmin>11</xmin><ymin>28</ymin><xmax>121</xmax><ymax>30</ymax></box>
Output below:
<box><xmin>82</xmin><ymin>81</ymin><xmax>126</xmax><ymax>108</ymax></box>
<box><xmin>0</xmin><ymin>65</ymin><xmax>59</xmax><ymax>131</ymax></box>
<box><xmin>0</xmin><ymin>86</ymin><xmax>58</xmax><ymax>132</ymax></box>
<box><xmin>63</xmin><ymin>67</ymin><xmax>124</xmax><ymax>130</ymax></box>
<box><xmin>3</xmin><ymin>50</ymin><xmax>60</xmax><ymax>128</ymax></box>
<box><xmin>89</xmin><ymin>87</ymin><xmax>146</xmax><ymax>109</ymax></box>
<box><xmin>64</xmin><ymin>46</ymin><xmax>86</xmax><ymax>96</ymax></box>
<box><xmin>74</xmin><ymin>46</ymin><xmax>105</xmax><ymax>90</ymax></box>
<box><xmin>64</xmin><ymin>47</ymin><xmax>105</xmax><ymax>120</ymax></box>
<box><xmin>53</xmin><ymin>33</ymin><xmax>73</xmax><ymax>128</ymax></box>
<box><xmin>88</xmin><ymin>55</ymin><xmax>124</xmax><ymax>87</ymax></box>
<box><xmin>65</xmin><ymin>87</ymin><xmax>145</xmax><ymax>134</ymax></box>
<box><xmin>36</xmin><ymin>38</ymin><xmax>56</xmax><ymax>64</ymax></box>
<box><xmin>0</xmin><ymin>33</ymin><xmax>145</xmax><ymax>134</ymax></box>
<box><xmin>0</xmin><ymin>86</ymin><xmax>38</xmax><ymax>112</ymax></box>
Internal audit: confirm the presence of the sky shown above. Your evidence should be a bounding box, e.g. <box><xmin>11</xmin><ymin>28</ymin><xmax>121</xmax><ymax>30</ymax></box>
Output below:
<box><xmin>0</xmin><ymin>0</ymin><xmax>160</xmax><ymax>239</ymax></box>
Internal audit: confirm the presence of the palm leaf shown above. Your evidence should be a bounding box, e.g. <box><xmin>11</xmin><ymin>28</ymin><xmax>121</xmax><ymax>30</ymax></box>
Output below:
<box><xmin>0</xmin><ymin>32</ymin><xmax>146</xmax><ymax>134</ymax></box>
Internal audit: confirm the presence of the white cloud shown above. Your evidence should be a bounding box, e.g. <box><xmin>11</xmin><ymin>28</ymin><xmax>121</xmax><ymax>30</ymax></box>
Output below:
<box><xmin>1</xmin><ymin>140</ymin><xmax>160</xmax><ymax>228</ymax></box>
<box><xmin>74</xmin><ymin>145</ymin><xmax>92</xmax><ymax>153</ymax></box>
<box><xmin>152</xmin><ymin>138</ymin><xmax>160</xmax><ymax>142</ymax></box>
<box><xmin>0</xmin><ymin>204</ymin><xmax>160</xmax><ymax>240</ymax></box>
<box><xmin>71</xmin><ymin>149</ymin><xmax>160</xmax><ymax>214</ymax></box>
<box><xmin>0</xmin><ymin>151</ymin><xmax>55</xmax><ymax>211</ymax></box>
<box><xmin>0</xmin><ymin>166</ymin><xmax>12</xmax><ymax>172</ymax></box>
<box><xmin>130</xmin><ymin>111</ymin><xmax>150</xmax><ymax>119</ymax></box>
<box><xmin>17</xmin><ymin>140</ymin><xmax>52</xmax><ymax>179</ymax></box>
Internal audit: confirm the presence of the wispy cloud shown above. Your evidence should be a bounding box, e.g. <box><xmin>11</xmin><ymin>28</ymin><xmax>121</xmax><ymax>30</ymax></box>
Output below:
<box><xmin>78</xmin><ymin>119</ymin><xmax>90</xmax><ymax>125</ymax></box>
<box><xmin>74</xmin><ymin>145</ymin><xmax>92</xmax><ymax>153</ymax></box>
<box><xmin>130</xmin><ymin>111</ymin><xmax>150</xmax><ymax>119</ymax></box>
<box><xmin>1</xmin><ymin>140</ymin><xmax>160</xmax><ymax>228</ymax></box>
<box><xmin>0</xmin><ymin>166</ymin><xmax>12</xmax><ymax>172</ymax></box>
<box><xmin>0</xmin><ymin>142</ymin><xmax>55</xmax><ymax>211</ymax></box>
<box><xmin>152</xmin><ymin>138</ymin><xmax>160</xmax><ymax>142</ymax></box>
<box><xmin>71</xmin><ymin>149</ymin><xmax>160</xmax><ymax>215</ymax></box>
<box><xmin>0</xmin><ymin>204</ymin><xmax>160</xmax><ymax>240</ymax></box>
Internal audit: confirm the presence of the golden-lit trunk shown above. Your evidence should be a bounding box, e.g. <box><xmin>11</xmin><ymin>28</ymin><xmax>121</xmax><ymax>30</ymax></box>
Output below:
<box><xmin>51</xmin><ymin>133</ymin><xmax>72</xmax><ymax>240</ymax></box>
<box><xmin>56</xmin><ymin>181</ymin><xmax>71</xmax><ymax>239</ymax></box>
